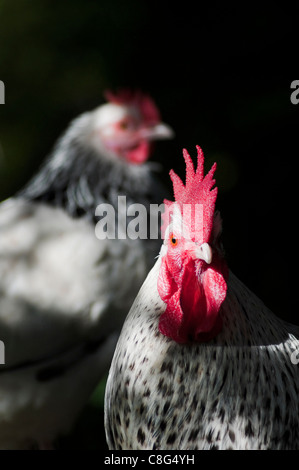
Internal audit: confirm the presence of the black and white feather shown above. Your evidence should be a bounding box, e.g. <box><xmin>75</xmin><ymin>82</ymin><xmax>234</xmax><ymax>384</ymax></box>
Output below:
<box><xmin>105</xmin><ymin>260</ymin><xmax>299</xmax><ymax>450</ymax></box>
<box><xmin>0</xmin><ymin>94</ymin><xmax>173</xmax><ymax>449</ymax></box>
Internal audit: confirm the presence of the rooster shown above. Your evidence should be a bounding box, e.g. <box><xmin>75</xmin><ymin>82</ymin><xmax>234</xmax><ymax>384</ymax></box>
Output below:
<box><xmin>0</xmin><ymin>90</ymin><xmax>173</xmax><ymax>449</ymax></box>
<box><xmin>105</xmin><ymin>146</ymin><xmax>299</xmax><ymax>450</ymax></box>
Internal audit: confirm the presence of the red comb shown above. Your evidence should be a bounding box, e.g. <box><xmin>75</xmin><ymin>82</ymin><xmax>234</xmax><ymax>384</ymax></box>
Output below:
<box><xmin>104</xmin><ymin>89</ymin><xmax>161</xmax><ymax>124</ymax></box>
<box><xmin>162</xmin><ymin>146</ymin><xmax>218</xmax><ymax>244</ymax></box>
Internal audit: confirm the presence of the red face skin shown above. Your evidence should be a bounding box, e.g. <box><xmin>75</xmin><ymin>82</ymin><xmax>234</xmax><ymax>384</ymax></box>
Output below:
<box><xmin>124</xmin><ymin>140</ymin><xmax>151</xmax><ymax>164</ymax></box>
<box><xmin>102</xmin><ymin>90</ymin><xmax>169</xmax><ymax>165</ymax></box>
<box><xmin>158</xmin><ymin>231</ymin><xmax>228</xmax><ymax>344</ymax></box>
<box><xmin>102</xmin><ymin>116</ymin><xmax>154</xmax><ymax>164</ymax></box>
<box><xmin>157</xmin><ymin>146</ymin><xmax>229</xmax><ymax>344</ymax></box>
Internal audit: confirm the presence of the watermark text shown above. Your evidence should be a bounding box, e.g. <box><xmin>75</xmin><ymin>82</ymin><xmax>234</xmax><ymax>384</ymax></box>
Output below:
<box><xmin>0</xmin><ymin>341</ymin><xmax>4</xmax><ymax>364</ymax></box>
<box><xmin>0</xmin><ymin>80</ymin><xmax>4</xmax><ymax>104</ymax></box>
<box><xmin>290</xmin><ymin>348</ymin><xmax>299</xmax><ymax>365</ymax></box>
<box><xmin>94</xmin><ymin>197</ymin><xmax>204</xmax><ymax>241</ymax></box>
<box><xmin>290</xmin><ymin>80</ymin><xmax>299</xmax><ymax>105</ymax></box>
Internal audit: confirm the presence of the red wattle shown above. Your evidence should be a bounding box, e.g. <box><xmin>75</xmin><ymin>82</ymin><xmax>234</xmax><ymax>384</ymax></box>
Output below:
<box><xmin>158</xmin><ymin>255</ymin><xmax>228</xmax><ymax>344</ymax></box>
<box><xmin>125</xmin><ymin>140</ymin><xmax>150</xmax><ymax>164</ymax></box>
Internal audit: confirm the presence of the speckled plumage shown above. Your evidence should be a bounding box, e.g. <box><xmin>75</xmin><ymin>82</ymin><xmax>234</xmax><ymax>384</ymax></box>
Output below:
<box><xmin>105</xmin><ymin>258</ymin><xmax>299</xmax><ymax>450</ymax></box>
<box><xmin>0</xmin><ymin>94</ymin><xmax>172</xmax><ymax>448</ymax></box>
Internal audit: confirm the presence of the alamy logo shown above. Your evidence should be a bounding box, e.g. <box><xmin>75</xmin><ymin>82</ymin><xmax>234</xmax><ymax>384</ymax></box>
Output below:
<box><xmin>0</xmin><ymin>80</ymin><xmax>4</xmax><ymax>104</ymax></box>
<box><xmin>290</xmin><ymin>80</ymin><xmax>299</xmax><ymax>105</ymax></box>
<box><xmin>290</xmin><ymin>348</ymin><xmax>299</xmax><ymax>365</ymax></box>
<box><xmin>94</xmin><ymin>197</ymin><xmax>204</xmax><ymax>241</ymax></box>
<box><xmin>0</xmin><ymin>341</ymin><xmax>4</xmax><ymax>364</ymax></box>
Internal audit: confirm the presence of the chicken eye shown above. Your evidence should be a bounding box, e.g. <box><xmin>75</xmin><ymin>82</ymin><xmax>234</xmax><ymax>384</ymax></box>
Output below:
<box><xmin>119</xmin><ymin>121</ymin><xmax>129</xmax><ymax>130</ymax></box>
<box><xmin>169</xmin><ymin>233</ymin><xmax>178</xmax><ymax>247</ymax></box>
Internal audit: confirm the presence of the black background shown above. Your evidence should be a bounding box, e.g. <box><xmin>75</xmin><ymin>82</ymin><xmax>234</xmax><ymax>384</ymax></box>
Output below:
<box><xmin>0</xmin><ymin>1</ymin><xmax>298</xmax><ymax>449</ymax></box>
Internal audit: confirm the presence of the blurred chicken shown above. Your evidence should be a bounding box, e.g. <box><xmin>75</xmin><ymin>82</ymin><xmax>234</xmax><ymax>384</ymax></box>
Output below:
<box><xmin>0</xmin><ymin>90</ymin><xmax>173</xmax><ymax>449</ymax></box>
<box><xmin>105</xmin><ymin>146</ymin><xmax>299</xmax><ymax>450</ymax></box>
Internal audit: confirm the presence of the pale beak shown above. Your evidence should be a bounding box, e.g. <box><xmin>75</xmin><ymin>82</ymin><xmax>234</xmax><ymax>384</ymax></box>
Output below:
<box><xmin>190</xmin><ymin>242</ymin><xmax>213</xmax><ymax>265</ymax></box>
<box><xmin>139</xmin><ymin>123</ymin><xmax>174</xmax><ymax>141</ymax></box>
<box><xmin>195</xmin><ymin>242</ymin><xmax>213</xmax><ymax>264</ymax></box>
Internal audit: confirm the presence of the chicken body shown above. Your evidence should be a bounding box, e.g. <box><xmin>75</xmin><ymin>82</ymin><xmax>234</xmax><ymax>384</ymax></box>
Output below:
<box><xmin>105</xmin><ymin>261</ymin><xmax>299</xmax><ymax>450</ymax></box>
<box><xmin>0</xmin><ymin>91</ymin><xmax>173</xmax><ymax>448</ymax></box>
<box><xmin>105</xmin><ymin>147</ymin><xmax>299</xmax><ymax>450</ymax></box>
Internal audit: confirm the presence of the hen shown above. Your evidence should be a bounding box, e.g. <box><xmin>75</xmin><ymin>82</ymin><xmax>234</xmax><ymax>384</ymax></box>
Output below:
<box><xmin>105</xmin><ymin>146</ymin><xmax>299</xmax><ymax>450</ymax></box>
<box><xmin>0</xmin><ymin>90</ymin><xmax>173</xmax><ymax>449</ymax></box>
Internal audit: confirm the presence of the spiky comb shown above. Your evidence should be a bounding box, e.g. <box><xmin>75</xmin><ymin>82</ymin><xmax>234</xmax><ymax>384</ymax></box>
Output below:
<box><xmin>104</xmin><ymin>89</ymin><xmax>161</xmax><ymax>125</ymax></box>
<box><xmin>162</xmin><ymin>146</ymin><xmax>218</xmax><ymax>244</ymax></box>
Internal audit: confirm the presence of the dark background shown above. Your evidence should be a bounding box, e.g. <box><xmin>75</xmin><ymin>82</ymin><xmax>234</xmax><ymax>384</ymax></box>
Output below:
<box><xmin>0</xmin><ymin>1</ymin><xmax>298</xmax><ymax>449</ymax></box>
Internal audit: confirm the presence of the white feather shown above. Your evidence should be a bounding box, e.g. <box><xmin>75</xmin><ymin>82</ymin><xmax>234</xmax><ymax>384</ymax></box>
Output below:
<box><xmin>0</xmin><ymin>198</ymin><xmax>149</xmax><ymax>447</ymax></box>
